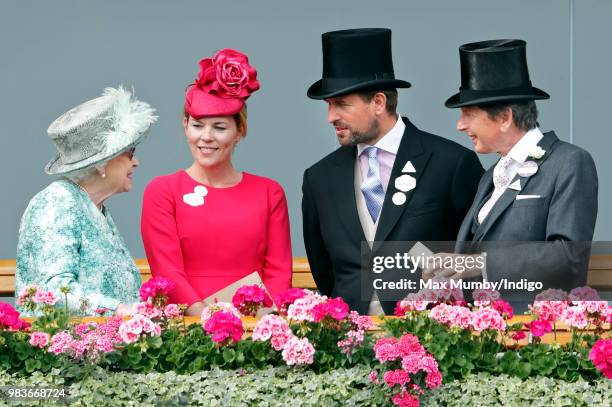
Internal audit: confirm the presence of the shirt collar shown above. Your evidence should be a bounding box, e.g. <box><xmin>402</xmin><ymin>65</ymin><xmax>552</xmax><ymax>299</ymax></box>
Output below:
<box><xmin>357</xmin><ymin>116</ymin><xmax>405</xmax><ymax>156</ymax></box>
<box><xmin>505</xmin><ymin>127</ymin><xmax>544</xmax><ymax>164</ymax></box>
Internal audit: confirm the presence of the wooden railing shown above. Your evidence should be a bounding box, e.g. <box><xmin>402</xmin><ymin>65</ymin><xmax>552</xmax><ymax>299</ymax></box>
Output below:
<box><xmin>2</xmin><ymin>255</ymin><xmax>611</xmax><ymax>296</ymax></box>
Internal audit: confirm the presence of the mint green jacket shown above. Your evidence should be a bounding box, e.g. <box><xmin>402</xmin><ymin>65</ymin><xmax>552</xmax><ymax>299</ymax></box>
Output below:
<box><xmin>16</xmin><ymin>180</ymin><xmax>140</xmax><ymax>313</ymax></box>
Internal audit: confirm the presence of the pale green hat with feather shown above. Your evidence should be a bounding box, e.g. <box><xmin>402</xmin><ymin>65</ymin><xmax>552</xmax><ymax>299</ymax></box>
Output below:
<box><xmin>45</xmin><ymin>86</ymin><xmax>157</xmax><ymax>175</ymax></box>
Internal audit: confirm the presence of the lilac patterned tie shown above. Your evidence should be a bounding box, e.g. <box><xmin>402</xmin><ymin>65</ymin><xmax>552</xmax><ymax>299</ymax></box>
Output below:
<box><xmin>360</xmin><ymin>147</ymin><xmax>385</xmax><ymax>222</ymax></box>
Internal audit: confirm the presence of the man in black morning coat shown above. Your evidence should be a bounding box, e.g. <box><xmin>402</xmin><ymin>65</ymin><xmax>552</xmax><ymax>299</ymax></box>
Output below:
<box><xmin>302</xmin><ymin>28</ymin><xmax>484</xmax><ymax>314</ymax></box>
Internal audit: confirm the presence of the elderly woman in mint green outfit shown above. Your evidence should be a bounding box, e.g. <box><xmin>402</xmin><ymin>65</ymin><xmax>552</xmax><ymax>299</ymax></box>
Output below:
<box><xmin>16</xmin><ymin>87</ymin><xmax>157</xmax><ymax>316</ymax></box>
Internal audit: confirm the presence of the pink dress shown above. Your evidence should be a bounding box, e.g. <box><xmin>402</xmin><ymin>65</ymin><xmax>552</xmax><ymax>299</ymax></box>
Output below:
<box><xmin>141</xmin><ymin>171</ymin><xmax>292</xmax><ymax>306</ymax></box>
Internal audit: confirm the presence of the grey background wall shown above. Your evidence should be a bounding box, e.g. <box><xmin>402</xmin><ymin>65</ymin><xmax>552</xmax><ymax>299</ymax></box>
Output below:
<box><xmin>1</xmin><ymin>0</ymin><xmax>610</xmax><ymax>261</ymax></box>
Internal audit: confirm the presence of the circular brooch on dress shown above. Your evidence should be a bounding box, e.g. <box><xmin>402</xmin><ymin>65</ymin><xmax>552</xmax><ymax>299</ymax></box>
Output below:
<box><xmin>183</xmin><ymin>185</ymin><xmax>208</xmax><ymax>206</ymax></box>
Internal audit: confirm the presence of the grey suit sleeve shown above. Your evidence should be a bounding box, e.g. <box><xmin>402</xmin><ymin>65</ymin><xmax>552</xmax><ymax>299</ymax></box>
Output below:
<box><xmin>301</xmin><ymin>168</ymin><xmax>334</xmax><ymax>295</ymax></box>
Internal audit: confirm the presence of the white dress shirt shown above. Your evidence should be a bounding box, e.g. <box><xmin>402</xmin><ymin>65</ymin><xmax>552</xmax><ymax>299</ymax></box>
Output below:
<box><xmin>478</xmin><ymin>127</ymin><xmax>544</xmax><ymax>224</ymax></box>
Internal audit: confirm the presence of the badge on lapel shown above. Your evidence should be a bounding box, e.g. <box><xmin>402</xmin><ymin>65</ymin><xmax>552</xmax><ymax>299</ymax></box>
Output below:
<box><xmin>183</xmin><ymin>185</ymin><xmax>208</xmax><ymax>207</ymax></box>
<box><xmin>392</xmin><ymin>161</ymin><xmax>416</xmax><ymax>206</ymax></box>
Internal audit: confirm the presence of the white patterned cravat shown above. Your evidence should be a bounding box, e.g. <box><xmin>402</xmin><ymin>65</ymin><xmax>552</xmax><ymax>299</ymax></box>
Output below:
<box><xmin>493</xmin><ymin>156</ymin><xmax>514</xmax><ymax>189</ymax></box>
<box><xmin>360</xmin><ymin>147</ymin><xmax>385</xmax><ymax>222</ymax></box>
<box><xmin>477</xmin><ymin>156</ymin><xmax>515</xmax><ymax>224</ymax></box>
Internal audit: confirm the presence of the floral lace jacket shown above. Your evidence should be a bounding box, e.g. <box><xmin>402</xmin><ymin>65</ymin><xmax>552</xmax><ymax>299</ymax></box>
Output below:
<box><xmin>16</xmin><ymin>179</ymin><xmax>141</xmax><ymax>313</ymax></box>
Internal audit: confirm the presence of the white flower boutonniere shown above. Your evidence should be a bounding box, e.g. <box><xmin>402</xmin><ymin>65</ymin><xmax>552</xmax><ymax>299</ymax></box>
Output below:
<box><xmin>528</xmin><ymin>146</ymin><xmax>546</xmax><ymax>160</ymax></box>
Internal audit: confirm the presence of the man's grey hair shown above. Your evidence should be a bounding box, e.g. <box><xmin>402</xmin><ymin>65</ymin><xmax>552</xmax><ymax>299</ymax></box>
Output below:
<box><xmin>480</xmin><ymin>101</ymin><xmax>538</xmax><ymax>131</ymax></box>
<box><xmin>63</xmin><ymin>161</ymin><xmax>108</xmax><ymax>183</ymax></box>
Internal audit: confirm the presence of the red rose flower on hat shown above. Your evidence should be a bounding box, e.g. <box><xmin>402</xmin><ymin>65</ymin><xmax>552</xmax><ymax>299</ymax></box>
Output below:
<box><xmin>186</xmin><ymin>48</ymin><xmax>260</xmax><ymax>117</ymax></box>
<box><xmin>195</xmin><ymin>49</ymin><xmax>259</xmax><ymax>99</ymax></box>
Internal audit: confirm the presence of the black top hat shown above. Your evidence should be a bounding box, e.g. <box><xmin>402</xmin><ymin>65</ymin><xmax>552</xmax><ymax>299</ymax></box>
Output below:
<box><xmin>307</xmin><ymin>28</ymin><xmax>411</xmax><ymax>99</ymax></box>
<box><xmin>445</xmin><ymin>39</ymin><xmax>549</xmax><ymax>108</ymax></box>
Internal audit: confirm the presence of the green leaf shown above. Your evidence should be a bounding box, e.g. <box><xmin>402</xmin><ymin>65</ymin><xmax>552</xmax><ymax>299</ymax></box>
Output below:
<box><xmin>223</xmin><ymin>348</ymin><xmax>236</xmax><ymax>364</ymax></box>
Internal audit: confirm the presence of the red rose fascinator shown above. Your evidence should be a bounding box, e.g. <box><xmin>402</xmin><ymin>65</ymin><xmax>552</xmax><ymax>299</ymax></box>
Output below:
<box><xmin>185</xmin><ymin>48</ymin><xmax>260</xmax><ymax>118</ymax></box>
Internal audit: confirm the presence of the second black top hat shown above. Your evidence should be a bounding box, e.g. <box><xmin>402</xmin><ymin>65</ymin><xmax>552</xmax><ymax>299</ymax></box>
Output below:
<box><xmin>307</xmin><ymin>28</ymin><xmax>411</xmax><ymax>100</ymax></box>
<box><xmin>445</xmin><ymin>39</ymin><xmax>549</xmax><ymax>108</ymax></box>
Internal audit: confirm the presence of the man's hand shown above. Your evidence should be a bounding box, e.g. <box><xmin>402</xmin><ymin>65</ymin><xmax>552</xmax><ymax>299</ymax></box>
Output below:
<box><xmin>421</xmin><ymin>253</ymin><xmax>484</xmax><ymax>281</ymax></box>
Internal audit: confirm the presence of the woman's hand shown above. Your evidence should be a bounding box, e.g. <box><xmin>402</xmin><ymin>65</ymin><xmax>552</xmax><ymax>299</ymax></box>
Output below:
<box><xmin>185</xmin><ymin>301</ymin><xmax>206</xmax><ymax>317</ymax></box>
<box><xmin>115</xmin><ymin>303</ymin><xmax>135</xmax><ymax>317</ymax></box>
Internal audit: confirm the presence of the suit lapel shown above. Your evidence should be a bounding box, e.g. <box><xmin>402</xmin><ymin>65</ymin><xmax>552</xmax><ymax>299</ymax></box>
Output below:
<box><xmin>374</xmin><ymin>117</ymin><xmax>432</xmax><ymax>242</ymax></box>
<box><xmin>457</xmin><ymin>169</ymin><xmax>494</xmax><ymax>241</ymax></box>
<box><xmin>473</xmin><ymin>174</ymin><xmax>521</xmax><ymax>241</ymax></box>
<box><xmin>329</xmin><ymin>146</ymin><xmax>368</xmax><ymax>243</ymax></box>
<box><xmin>473</xmin><ymin>131</ymin><xmax>559</xmax><ymax>241</ymax></box>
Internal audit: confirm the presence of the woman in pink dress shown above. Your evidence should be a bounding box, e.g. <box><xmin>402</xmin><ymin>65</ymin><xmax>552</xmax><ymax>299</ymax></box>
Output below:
<box><xmin>141</xmin><ymin>49</ymin><xmax>292</xmax><ymax>316</ymax></box>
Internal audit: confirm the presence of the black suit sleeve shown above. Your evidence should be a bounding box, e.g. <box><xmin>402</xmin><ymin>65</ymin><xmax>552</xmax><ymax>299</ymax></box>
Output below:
<box><xmin>450</xmin><ymin>150</ymin><xmax>485</xmax><ymax>228</ymax></box>
<box><xmin>301</xmin><ymin>168</ymin><xmax>334</xmax><ymax>295</ymax></box>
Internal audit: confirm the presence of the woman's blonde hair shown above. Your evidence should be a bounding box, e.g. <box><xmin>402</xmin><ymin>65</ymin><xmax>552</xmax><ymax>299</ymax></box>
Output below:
<box><xmin>183</xmin><ymin>104</ymin><xmax>248</xmax><ymax>137</ymax></box>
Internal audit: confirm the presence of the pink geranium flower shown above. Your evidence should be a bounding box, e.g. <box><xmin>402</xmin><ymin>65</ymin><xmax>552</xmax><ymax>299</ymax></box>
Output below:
<box><xmin>118</xmin><ymin>315</ymin><xmax>162</xmax><ymax>344</ymax></box>
<box><xmin>528</xmin><ymin>319</ymin><xmax>552</xmax><ymax>337</ymax></box>
<box><xmin>371</xmin><ymin>333</ymin><xmax>441</xmax><ymax>406</ymax></box>
<box><xmin>204</xmin><ymin>311</ymin><xmax>244</xmax><ymax>344</ymax></box>
<box><xmin>33</xmin><ymin>290</ymin><xmax>59</xmax><ymax>306</ymax></box>
<box><xmin>384</xmin><ymin>369</ymin><xmax>410</xmax><ymax>387</ymax></box>
<box><xmin>139</xmin><ymin>277</ymin><xmax>175</xmax><ymax>304</ymax></box>
<box><xmin>274</xmin><ymin>288</ymin><xmax>307</xmax><ymax>315</ymax></box>
<box><xmin>163</xmin><ymin>303</ymin><xmax>181</xmax><ymax>319</ymax></box>
<box><xmin>589</xmin><ymin>338</ymin><xmax>612</xmax><ymax>379</ymax></box>
<box><xmin>529</xmin><ymin>301</ymin><xmax>568</xmax><ymax>323</ymax></box>
<box><xmin>231</xmin><ymin>284</ymin><xmax>273</xmax><ymax>317</ymax></box>
<box><xmin>311</xmin><ymin>297</ymin><xmax>349</xmax><ymax>323</ymax></box>
<box><xmin>392</xmin><ymin>391</ymin><xmax>419</xmax><ymax>407</ymax></box>
<box><xmin>560</xmin><ymin>306</ymin><xmax>588</xmax><ymax>329</ymax></box>
<box><xmin>200</xmin><ymin>302</ymin><xmax>241</xmax><ymax>324</ymax></box>
<box><xmin>29</xmin><ymin>332</ymin><xmax>50</xmax><ymax>348</ymax></box>
<box><xmin>491</xmin><ymin>300</ymin><xmax>514</xmax><ymax>319</ymax></box>
<box><xmin>373</xmin><ymin>337</ymin><xmax>401</xmax><ymax>363</ymax></box>
<box><xmin>281</xmin><ymin>336</ymin><xmax>315</xmax><ymax>366</ymax></box>
<box><xmin>48</xmin><ymin>332</ymin><xmax>74</xmax><ymax>354</ymax></box>
<box><xmin>0</xmin><ymin>301</ymin><xmax>30</xmax><ymax>331</ymax></box>
<box><xmin>286</xmin><ymin>291</ymin><xmax>327</xmax><ymax>322</ymax></box>
<box><xmin>471</xmin><ymin>307</ymin><xmax>506</xmax><ymax>332</ymax></box>
<box><xmin>133</xmin><ymin>301</ymin><xmax>163</xmax><ymax>320</ymax></box>
<box><xmin>252</xmin><ymin>314</ymin><xmax>293</xmax><ymax>351</ymax></box>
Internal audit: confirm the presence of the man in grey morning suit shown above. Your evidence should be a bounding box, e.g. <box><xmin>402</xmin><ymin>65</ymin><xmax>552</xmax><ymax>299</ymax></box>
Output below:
<box><xmin>426</xmin><ymin>39</ymin><xmax>598</xmax><ymax>307</ymax></box>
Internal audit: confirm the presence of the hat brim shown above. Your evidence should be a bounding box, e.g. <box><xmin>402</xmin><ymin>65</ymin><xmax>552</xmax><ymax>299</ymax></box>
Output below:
<box><xmin>445</xmin><ymin>87</ymin><xmax>550</xmax><ymax>108</ymax></box>
<box><xmin>185</xmin><ymin>87</ymin><xmax>245</xmax><ymax>118</ymax></box>
<box><xmin>307</xmin><ymin>78</ymin><xmax>411</xmax><ymax>100</ymax></box>
<box><xmin>45</xmin><ymin>129</ymin><xmax>149</xmax><ymax>176</ymax></box>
